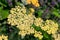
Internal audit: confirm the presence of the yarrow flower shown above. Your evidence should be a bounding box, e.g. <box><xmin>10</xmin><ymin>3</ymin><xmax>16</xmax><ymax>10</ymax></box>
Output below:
<box><xmin>44</xmin><ymin>20</ymin><xmax>58</xmax><ymax>34</ymax></box>
<box><xmin>7</xmin><ymin>5</ymin><xmax>40</xmax><ymax>39</ymax></box>
<box><xmin>18</xmin><ymin>26</ymin><xmax>35</xmax><ymax>38</ymax></box>
<box><xmin>34</xmin><ymin>19</ymin><xmax>58</xmax><ymax>34</ymax></box>
<box><xmin>7</xmin><ymin>4</ymin><xmax>58</xmax><ymax>40</ymax></box>
<box><xmin>8</xmin><ymin>5</ymin><xmax>27</xmax><ymax>26</ymax></box>
<box><xmin>0</xmin><ymin>35</ymin><xmax>8</xmax><ymax>40</ymax></box>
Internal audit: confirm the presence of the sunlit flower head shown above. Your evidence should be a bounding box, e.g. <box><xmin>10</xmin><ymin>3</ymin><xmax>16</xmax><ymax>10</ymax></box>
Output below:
<box><xmin>41</xmin><ymin>20</ymin><xmax>58</xmax><ymax>34</ymax></box>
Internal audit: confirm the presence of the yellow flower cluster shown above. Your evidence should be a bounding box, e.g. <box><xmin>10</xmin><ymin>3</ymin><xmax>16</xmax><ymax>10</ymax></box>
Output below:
<box><xmin>34</xmin><ymin>19</ymin><xmax>58</xmax><ymax>34</ymax></box>
<box><xmin>7</xmin><ymin>5</ymin><xmax>58</xmax><ymax>39</ymax></box>
<box><xmin>7</xmin><ymin>5</ymin><xmax>34</xmax><ymax>37</ymax></box>
<box><xmin>27</xmin><ymin>0</ymin><xmax>40</xmax><ymax>7</ymax></box>
<box><xmin>10</xmin><ymin>5</ymin><xmax>26</xmax><ymax>14</ymax></box>
<box><xmin>31</xmin><ymin>0</ymin><xmax>40</xmax><ymax>7</ymax></box>
<box><xmin>34</xmin><ymin>18</ymin><xmax>44</xmax><ymax>27</ymax></box>
<box><xmin>8</xmin><ymin>5</ymin><xmax>35</xmax><ymax>26</ymax></box>
<box><xmin>18</xmin><ymin>26</ymin><xmax>35</xmax><ymax>38</ymax></box>
<box><xmin>7</xmin><ymin>5</ymin><xmax>43</xmax><ymax>39</ymax></box>
<box><xmin>34</xmin><ymin>31</ymin><xmax>43</xmax><ymax>39</ymax></box>
<box><xmin>44</xmin><ymin>20</ymin><xmax>58</xmax><ymax>34</ymax></box>
<box><xmin>52</xmin><ymin>33</ymin><xmax>60</xmax><ymax>40</ymax></box>
<box><xmin>21</xmin><ymin>0</ymin><xmax>40</xmax><ymax>7</ymax></box>
<box><xmin>17</xmin><ymin>24</ymin><xmax>43</xmax><ymax>39</ymax></box>
<box><xmin>0</xmin><ymin>35</ymin><xmax>8</xmax><ymax>40</ymax></box>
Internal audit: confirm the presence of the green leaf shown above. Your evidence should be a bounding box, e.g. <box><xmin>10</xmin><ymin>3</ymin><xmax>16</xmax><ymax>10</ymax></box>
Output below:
<box><xmin>52</xmin><ymin>8</ymin><xmax>60</xmax><ymax>18</ymax></box>
<box><xmin>37</xmin><ymin>10</ymin><xmax>43</xmax><ymax>17</ymax></box>
<box><xmin>0</xmin><ymin>7</ymin><xmax>9</xmax><ymax>20</ymax></box>
<box><xmin>0</xmin><ymin>2</ymin><xmax>7</xmax><ymax>7</ymax></box>
<box><xmin>35</xmin><ymin>10</ymin><xmax>43</xmax><ymax>17</ymax></box>
<box><xmin>0</xmin><ymin>0</ymin><xmax>8</xmax><ymax>7</ymax></box>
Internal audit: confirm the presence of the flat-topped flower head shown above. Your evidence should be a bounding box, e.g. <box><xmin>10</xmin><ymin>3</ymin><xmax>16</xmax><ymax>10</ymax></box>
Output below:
<box><xmin>41</xmin><ymin>20</ymin><xmax>58</xmax><ymax>34</ymax></box>
<box><xmin>7</xmin><ymin>5</ymin><xmax>35</xmax><ymax>26</ymax></box>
